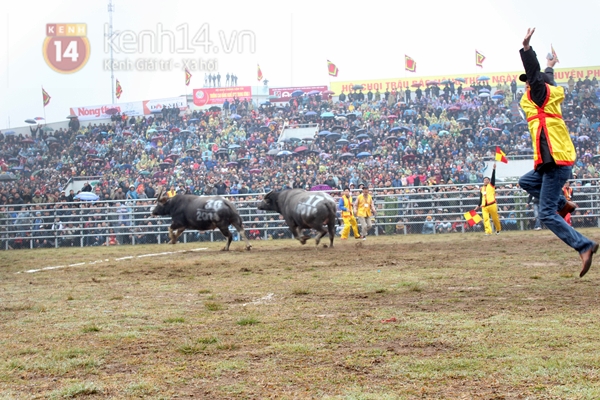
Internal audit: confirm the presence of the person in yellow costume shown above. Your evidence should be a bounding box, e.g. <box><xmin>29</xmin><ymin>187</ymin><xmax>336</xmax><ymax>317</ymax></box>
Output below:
<box><xmin>338</xmin><ymin>187</ymin><xmax>361</xmax><ymax>240</ymax></box>
<box><xmin>476</xmin><ymin>162</ymin><xmax>501</xmax><ymax>235</ymax></box>
<box><xmin>354</xmin><ymin>186</ymin><xmax>377</xmax><ymax>240</ymax></box>
<box><xmin>516</xmin><ymin>27</ymin><xmax>597</xmax><ymax>277</ymax></box>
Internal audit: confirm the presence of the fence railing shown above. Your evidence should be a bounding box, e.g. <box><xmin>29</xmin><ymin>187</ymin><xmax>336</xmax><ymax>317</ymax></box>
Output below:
<box><xmin>2</xmin><ymin>183</ymin><xmax>599</xmax><ymax>250</ymax></box>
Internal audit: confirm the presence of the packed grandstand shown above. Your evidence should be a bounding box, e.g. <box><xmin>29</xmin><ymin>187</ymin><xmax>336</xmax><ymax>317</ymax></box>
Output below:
<box><xmin>1</xmin><ymin>75</ymin><xmax>599</xmax><ymax>248</ymax></box>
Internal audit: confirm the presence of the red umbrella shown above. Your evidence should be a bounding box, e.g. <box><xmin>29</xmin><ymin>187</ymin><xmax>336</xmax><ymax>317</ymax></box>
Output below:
<box><xmin>166</xmin><ymin>154</ymin><xmax>179</xmax><ymax>161</ymax></box>
<box><xmin>426</xmin><ymin>80</ymin><xmax>439</xmax><ymax>86</ymax></box>
<box><xmin>462</xmin><ymin>87</ymin><xmax>475</xmax><ymax>92</ymax></box>
<box><xmin>249</xmin><ymin>168</ymin><xmax>262</xmax><ymax>174</ymax></box>
<box><xmin>387</xmin><ymin>115</ymin><xmax>398</xmax><ymax>119</ymax></box>
<box><xmin>21</xmin><ymin>138</ymin><xmax>34</xmax><ymax>144</ymax></box>
<box><xmin>294</xmin><ymin>146</ymin><xmax>308</xmax><ymax>153</ymax></box>
<box><xmin>411</xmin><ymin>83</ymin><xmax>422</xmax><ymax>88</ymax></box>
<box><xmin>323</xmin><ymin>90</ymin><xmax>335</xmax><ymax>95</ymax></box>
<box><xmin>170</xmin><ymin>127</ymin><xmax>180</xmax><ymax>133</ymax></box>
<box><xmin>105</xmin><ymin>107</ymin><xmax>119</xmax><ymax>115</ymax></box>
<box><xmin>163</xmin><ymin>158</ymin><xmax>173</xmax><ymax>163</ymax></box>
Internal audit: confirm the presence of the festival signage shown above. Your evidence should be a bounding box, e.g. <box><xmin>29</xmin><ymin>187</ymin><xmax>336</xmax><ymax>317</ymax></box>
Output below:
<box><xmin>69</xmin><ymin>101</ymin><xmax>144</xmax><ymax>121</ymax></box>
<box><xmin>142</xmin><ymin>96</ymin><xmax>187</xmax><ymax>114</ymax></box>
<box><xmin>69</xmin><ymin>96</ymin><xmax>188</xmax><ymax>121</ymax></box>
<box><xmin>192</xmin><ymin>86</ymin><xmax>252</xmax><ymax>107</ymax></box>
<box><xmin>269</xmin><ymin>85</ymin><xmax>329</xmax><ymax>102</ymax></box>
<box><xmin>330</xmin><ymin>65</ymin><xmax>600</xmax><ymax>94</ymax></box>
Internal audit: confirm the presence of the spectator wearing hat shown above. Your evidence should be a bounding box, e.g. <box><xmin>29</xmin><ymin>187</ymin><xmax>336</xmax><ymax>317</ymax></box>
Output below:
<box><xmin>516</xmin><ymin>27</ymin><xmax>598</xmax><ymax>277</ymax></box>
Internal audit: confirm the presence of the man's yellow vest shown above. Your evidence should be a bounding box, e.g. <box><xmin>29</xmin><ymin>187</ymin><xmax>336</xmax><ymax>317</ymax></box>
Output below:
<box><xmin>356</xmin><ymin>194</ymin><xmax>373</xmax><ymax>217</ymax></box>
<box><xmin>480</xmin><ymin>184</ymin><xmax>496</xmax><ymax>207</ymax></box>
<box><xmin>341</xmin><ymin>195</ymin><xmax>354</xmax><ymax>218</ymax></box>
<box><xmin>520</xmin><ymin>83</ymin><xmax>576</xmax><ymax>169</ymax></box>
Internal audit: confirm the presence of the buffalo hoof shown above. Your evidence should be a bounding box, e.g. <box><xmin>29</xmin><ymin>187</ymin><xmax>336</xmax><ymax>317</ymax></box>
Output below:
<box><xmin>322</xmin><ymin>244</ymin><xmax>328</xmax><ymax>248</ymax></box>
<box><xmin>299</xmin><ymin>239</ymin><xmax>307</xmax><ymax>245</ymax></box>
<box><xmin>246</xmin><ymin>245</ymin><xmax>252</xmax><ymax>251</ymax></box>
<box><xmin>221</xmin><ymin>247</ymin><xmax>229</xmax><ymax>252</ymax></box>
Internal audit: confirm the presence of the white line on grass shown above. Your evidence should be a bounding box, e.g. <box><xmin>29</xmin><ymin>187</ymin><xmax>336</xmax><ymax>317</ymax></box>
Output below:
<box><xmin>18</xmin><ymin>248</ymin><xmax>208</xmax><ymax>274</ymax></box>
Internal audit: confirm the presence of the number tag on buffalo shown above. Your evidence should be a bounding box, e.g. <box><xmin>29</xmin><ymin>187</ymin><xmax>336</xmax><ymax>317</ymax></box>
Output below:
<box><xmin>296</xmin><ymin>195</ymin><xmax>324</xmax><ymax>217</ymax></box>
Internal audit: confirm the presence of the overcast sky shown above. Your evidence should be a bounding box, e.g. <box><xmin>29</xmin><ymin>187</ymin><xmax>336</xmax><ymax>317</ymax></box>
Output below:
<box><xmin>1</xmin><ymin>0</ymin><xmax>599</xmax><ymax>128</ymax></box>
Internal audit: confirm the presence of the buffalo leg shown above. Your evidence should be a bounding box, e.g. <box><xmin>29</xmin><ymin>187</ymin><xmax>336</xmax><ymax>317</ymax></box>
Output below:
<box><xmin>169</xmin><ymin>226</ymin><xmax>185</xmax><ymax>244</ymax></box>
<box><xmin>217</xmin><ymin>226</ymin><xmax>233</xmax><ymax>251</ymax></box>
<box><xmin>328</xmin><ymin>220</ymin><xmax>335</xmax><ymax>248</ymax></box>
<box><xmin>312</xmin><ymin>223</ymin><xmax>328</xmax><ymax>247</ymax></box>
<box><xmin>231</xmin><ymin>220</ymin><xmax>252</xmax><ymax>251</ymax></box>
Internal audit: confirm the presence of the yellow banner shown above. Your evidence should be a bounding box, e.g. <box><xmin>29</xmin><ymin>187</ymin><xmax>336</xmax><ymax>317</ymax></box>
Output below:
<box><xmin>330</xmin><ymin>66</ymin><xmax>600</xmax><ymax>93</ymax></box>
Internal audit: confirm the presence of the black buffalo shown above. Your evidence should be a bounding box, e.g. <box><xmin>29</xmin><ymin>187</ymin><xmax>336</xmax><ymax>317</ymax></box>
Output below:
<box><xmin>151</xmin><ymin>189</ymin><xmax>251</xmax><ymax>251</ymax></box>
<box><xmin>257</xmin><ymin>189</ymin><xmax>337</xmax><ymax>247</ymax></box>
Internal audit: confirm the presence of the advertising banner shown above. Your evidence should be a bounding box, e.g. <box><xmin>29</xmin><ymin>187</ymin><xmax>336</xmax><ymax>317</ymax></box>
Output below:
<box><xmin>69</xmin><ymin>101</ymin><xmax>144</xmax><ymax>121</ymax></box>
<box><xmin>70</xmin><ymin>96</ymin><xmax>188</xmax><ymax>121</ymax></box>
<box><xmin>269</xmin><ymin>86</ymin><xmax>329</xmax><ymax>102</ymax></box>
<box><xmin>330</xmin><ymin>65</ymin><xmax>600</xmax><ymax>94</ymax></box>
<box><xmin>192</xmin><ymin>86</ymin><xmax>252</xmax><ymax>107</ymax></box>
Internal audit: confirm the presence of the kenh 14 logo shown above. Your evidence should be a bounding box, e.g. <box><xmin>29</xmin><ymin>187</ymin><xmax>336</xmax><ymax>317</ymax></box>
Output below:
<box><xmin>43</xmin><ymin>23</ymin><xmax>91</xmax><ymax>73</ymax></box>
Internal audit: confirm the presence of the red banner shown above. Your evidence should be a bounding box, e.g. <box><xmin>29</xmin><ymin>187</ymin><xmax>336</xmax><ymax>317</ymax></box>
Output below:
<box><xmin>268</xmin><ymin>86</ymin><xmax>329</xmax><ymax>103</ymax></box>
<box><xmin>192</xmin><ymin>86</ymin><xmax>252</xmax><ymax>107</ymax></box>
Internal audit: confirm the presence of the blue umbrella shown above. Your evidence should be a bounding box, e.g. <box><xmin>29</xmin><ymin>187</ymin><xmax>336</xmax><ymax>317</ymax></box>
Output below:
<box><xmin>429</xmin><ymin>123</ymin><xmax>442</xmax><ymax>130</ymax></box>
<box><xmin>479</xmin><ymin>92</ymin><xmax>490</xmax><ymax>98</ymax></box>
<box><xmin>321</xmin><ymin>112</ymin><xmax>334</xmax><ymax>118</ymax></box>
<box><xmin>403</xmin><ymin>109</ymin><xmax>417</xmax><ymax>116</ymax></box>
<box><xmin>75</xmin><ymin>192</ymin><xmax>99</xmax><ymax>201</ymax></box>
<box><xmin>359</xmin><ymin>140</ymin><xmax>371</xmax><ymax>147</ymax></box>
<box><xmin>356</xmin><ymin>151</ymin><xmax>371</xmax><ymax>158</ymax></box>
<box><xmin>336</xmin><ymin>139</ymin><xmax>349</xmax><ymax>145</ymax></box>
<box><xmin>318</xmin><ymin>130</ymin><xmax>331</xmax><ymax>136</ymax></box>
<box><xmin>491</xmin><ymin>94</ymin><xmax>504</xmax><ymax>100</ymax></box>
<box><xmin>455</xmin><ymin>77</ymin><xmax>466</xmax><ymax>83</ymax></box>
<box><xmin>188</xmin><ymin>118</ymin><xmax>199</xmax><ymax>123</ymax></box>
<box><xmin>100</xmin><ymin>131</ymin><xmax>108</xmax><ymax>135</ymax></box>
<box><xmin>389</xmin><ymin>127</ymin><xmax>403</xmax><ymax>134</ymax></box>
<box><xmin>119</xmin><ymin>164</ymin><xmax>133</xmax><ymax>170</ymax></box>
<box><xmin>477</xmin><ymin>76</ymin><xmax>490</xmax><ymax>81</ymax></box>
<box><xmin>277</xmin><ymin>150</ymin><xmax>293</xmax><ymax>156</ymax></box>
<box><xmin>228</xmin><ymin>144</ymin><xmax>242</xmax><ymax>149</ymax></box>
<box><xmin>230</xmin><ymin>114</ymin><xmax>242</xmax><ymax>120</ymax></box>
<box><xmin>326</xmin><ymin>132</ymin><xmax>341</xmax><ymax>140</ymax></box>
<box><xmin>11</xmin><ymin>166</ymin><xmax>24</xmax><ymax>170</ymax></box>
<box><xmin>305</xmin><ymin>111</ymin><xmax>317</xmax><ymax>116</ymax></box>
<box><xmin>356</xmin><ymin>133</ymin><xmax>370</xmax><ymax>139</ymax></box>
<box><xmin>261</xmin><ymin>101</ymin><xmax>271</xmax><ymax>106</ymax></box>
<box><xmin>4</xmin><ymin>130</ymin><xmax>15</xmax><ymax>135</ymax></box>
<box><xmin>479</xmin><ymin>88</ymin><xmax>490</xmax><ymax>93</ymax></box>
<box><xmin>291</xmin><ymin>90</ymin><xmax>304</xmax><ymax>97</ymax></box>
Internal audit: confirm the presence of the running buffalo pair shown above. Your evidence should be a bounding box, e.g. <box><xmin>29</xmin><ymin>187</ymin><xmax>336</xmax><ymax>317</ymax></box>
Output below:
<box><xmin>151</xmin><ymin>188</ymin><xmax>337</xmax><ymax>249</ymax></box>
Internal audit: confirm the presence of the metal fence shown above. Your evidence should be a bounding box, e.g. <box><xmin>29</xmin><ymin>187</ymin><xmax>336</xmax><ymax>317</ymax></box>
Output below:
<box><xmin>2</xmin><ymin>183</ymin><xmax>599</xmax><ymax>250</ymax></box>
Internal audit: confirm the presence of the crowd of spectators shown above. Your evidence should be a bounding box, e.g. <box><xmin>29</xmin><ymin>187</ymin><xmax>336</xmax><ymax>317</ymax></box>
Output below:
<box><xmin>1</xmin><ymin>74</ymin><xmax>599</xmax><ymax>248</ymax></box>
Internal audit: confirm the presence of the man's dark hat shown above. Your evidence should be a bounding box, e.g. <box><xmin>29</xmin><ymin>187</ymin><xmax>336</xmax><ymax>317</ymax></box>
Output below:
<box><xmin>519</xmin><ymin>73</ymin><xmax>555</xmax><ymax>86</ymax></box>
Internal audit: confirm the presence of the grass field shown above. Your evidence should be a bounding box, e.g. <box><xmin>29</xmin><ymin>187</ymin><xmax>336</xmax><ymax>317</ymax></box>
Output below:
<box><xmin>1</xmin><ymin>229</ymin><xmax>600</xmax><ymax>399</ymax></box>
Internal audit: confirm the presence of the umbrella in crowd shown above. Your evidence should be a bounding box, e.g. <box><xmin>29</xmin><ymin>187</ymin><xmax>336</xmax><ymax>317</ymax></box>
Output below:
<box><xmin>479</xmin><ymin>92</ymin><xmax>490</xmax><ymax>98</ymax></box>
<box><xmin>307</xmin><ymin>90</ymin><xmax>320</xmax><ymax>95</ymax></box>
<box><xmin>336</xmin><ymin>139</ymin><xmax>349</xmax><ymax>145</ymax></box>
<box><xmin>352</xmin><ymin>84</ymin><xmax>364</xmax><ymax>90</ymax></box>
<box><xmin>25</xmin><ymin>119</ymin><xmax>37</xmax><ymax>124</ymax></box>
<box><xmin>356</xmin><ymin>133</ymin><xmax>370</xmax><ymax>139</ymax></box>
<box><xmin>209</xmin><ymin>106</ymin><xmax>221</xmax><ymax>112</ymax></box>
<box><xmin>455</xmin><ymin>77</ymin><xmax>466</xmax><ymax>83</ymax></box>
<box><xmin>228</xmin><ymin>144</ymin><xmax>241</xmax><ymax>149</ymax></box>
<box><xmin>479</xmin><ymin>88</ymin><xmax>490</xmax><ymax>93</ymax></box>
<box><xmin>230</xmin><ymin>114</ymin><xmax>242</xmax><ymax>120</ymax></box>
<box><xmin>462</xmin><ymin>87</ymin><xmax>475</xmax><ymax>92</ymax></box>
<box><xmin>357</xmin><ymin>151</ymin><xmax>371</xmax><ymax>158</ymax></box>
<box><xmin>66</xmin><ymin>114</ymin><xmax>77</xmax><ymax>119</ymax></box>
<box><xmin>457</xmin><ymin>117</ymin><xmax>470</xmax><ymax>122</ymax></box>
<box><xmin>477</xmin><ymin>76</ymin><xmax>490</xmax><ymax>81</ymax></box>
<box><xmin>305</xmin><ymin>111</ymin><xmax>317</xmax><ymax>116</ymax></box>
<box><xmin>294</xmin><ymin>146</ymin><xmax>308</xmax><ymax>153</ymax></box>
<box><xmin>105</xmin><ymin>107</ymin><xmax>119</xmax><ymax>115</ymax></box>
<box><xmin>411</xmin><ymin>83</ymin><xmax>422</xmax><ymax>88</ymax></box>
<box><xmin>42</xmin><ymin>126</ymin><xmax>53</xmax><ymax>132</ymax></box>
<box><xmin>267</xmin><ymin>149</ymin><xmax>279</xmax><ymax>155</ymax></box>
<box><xmin>75</xmin><ymin>192</ymin><xmax>99</xmax><ymax>201</ymax></box>
<box><xmin>403</xmin><ymin>109</ymin><xmax>417</xmax><ymax>116</ymax></box>
<box><xmin>340</xmin><ymin>152</ymin><xmax>354</xmax><ymax>159</ymax></box>
<box><xmin>326</xmin><ymin>132</ymin><xmax>341</xmax><ymax>140</ymax></box>
<box><xmin>249</xmin><ymin>168</ymin><xmax>262</xmax><ymax>174</ymax></box>
<box><xmin>291</xmin><ymin>90</ymin><xmax>304</xmax><ymax>97</ymax></box>
<box><xmin>277</xmin><ymin>150</ymin><xmax>293</xmax><ymax>157</ymax></box>
<box><xmin>310</xmin><ymin>184</ymin><xmax>331</xmax><ymax>191</ymax></box>
<box><xmin>226</xmin><ymin>161</ymin><xmax>238</xmax><ymax>166</ymax></box>
<box><xmin>4</xmin><ymin>130</ymin><xmax>15</xmax><ymax>135</ymax></box>
<box><xmin>178</xmin><ymin>156</ymin><xmax>194</xmax><ymax>163</ymax></box>
<box><xmin>0</xmin><ymin>173</ymin><xmax>17</xmax><ymax>181</ymax></box>
<box><xmin>321</xmin><ymin>112</ymin><xmax>334</xmax><ymax>118</ymax></box>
